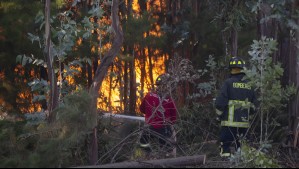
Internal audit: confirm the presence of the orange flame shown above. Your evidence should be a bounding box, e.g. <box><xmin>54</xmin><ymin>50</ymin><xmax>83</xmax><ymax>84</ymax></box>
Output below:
<box><xmin>11</xmin><ymin>0</ymin><xmax>166</xmax><ymax>114</ymax></box>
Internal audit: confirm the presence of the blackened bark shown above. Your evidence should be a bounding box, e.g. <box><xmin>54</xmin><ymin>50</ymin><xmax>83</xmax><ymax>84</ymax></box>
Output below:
<box><xmin>128</xmin><ymin>56</ymin><xmax>136</xmax><ymax>115</ymax></box>
<box><xmin>124</xmin><ymin>61</ymin><xmax>129</xmax><ymax>113</ymax></box>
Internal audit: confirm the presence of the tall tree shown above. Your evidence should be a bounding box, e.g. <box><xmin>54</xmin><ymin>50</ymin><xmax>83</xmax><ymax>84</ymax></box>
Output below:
<box><xmin>127</xmin><ymin>0</ymin><xmax>137</xmax><ymax>115</ymax></box>
<box><xmin>45</xmin><ymin>0</ymin><xmax>59</xmax><ymax>123</ymax></box>
<box><xmin>88</xmin><ymin>0</ymin><xmax>123</xmax><ymax>164</ymax></box>
<box><xmin>256</xmin><ymin>1</ymin><xmax>299</xmax><ymax>146</ymax></box>
<box><xmin>289</xmin><ymin>0</ymin><xmax>299</xmax><ymax>148</ymax></box>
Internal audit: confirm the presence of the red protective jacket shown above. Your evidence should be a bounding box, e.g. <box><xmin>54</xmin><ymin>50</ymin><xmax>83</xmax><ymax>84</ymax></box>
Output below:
<box><xmin>140</xmin><ymin>92</ymin><xmax>177</xmax><ymax>129</ymax></box>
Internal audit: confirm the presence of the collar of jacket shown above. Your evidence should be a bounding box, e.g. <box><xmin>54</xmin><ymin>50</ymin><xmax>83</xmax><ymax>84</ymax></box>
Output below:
<box><xmin>229</xmin><ymin>73</ymin><xmax>245</xmax><ymax>78</ymax></box>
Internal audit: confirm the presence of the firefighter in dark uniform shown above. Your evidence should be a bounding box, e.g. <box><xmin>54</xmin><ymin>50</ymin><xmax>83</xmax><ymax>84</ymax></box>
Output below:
<box><xmin>215</xmin><ymin>56</ymin><xmax>257</xmax><ymax>157</ymax></box>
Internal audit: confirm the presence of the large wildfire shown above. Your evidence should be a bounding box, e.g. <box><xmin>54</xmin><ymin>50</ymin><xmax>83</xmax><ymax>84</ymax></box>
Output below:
<box><xmin>98</xmin><ymin>0</ymin><xmax>167</xmax><ymax>113</ymax></box>
<box><xmin>9</xmin><ymin>0</ymin><xmax>167</xmax><ymax>114</ymax></box>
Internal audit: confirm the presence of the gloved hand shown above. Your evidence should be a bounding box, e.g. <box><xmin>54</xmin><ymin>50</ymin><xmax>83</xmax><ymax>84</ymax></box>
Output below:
<box><xmin>215</xmin><ymin>109</ymin><xmax>223</xmax><ymax>116</ymax></box>
<box><xmin>216</xmin><ymin>109</ymin><xmax>223</xmax><ymax>122</ymax></box>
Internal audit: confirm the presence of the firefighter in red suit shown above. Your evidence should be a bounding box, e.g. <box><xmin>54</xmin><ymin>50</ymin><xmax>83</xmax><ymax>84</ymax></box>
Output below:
<box><xmin>139</xmin><ymin>73</ymin><xmax>177</xmax><ymax>153</ymax></box>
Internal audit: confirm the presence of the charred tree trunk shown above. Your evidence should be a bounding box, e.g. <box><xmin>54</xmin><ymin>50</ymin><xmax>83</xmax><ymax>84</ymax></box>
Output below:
<box><xmin>128</xmin><ymin>53</ymin><xmax>136</xmax><ymax>115</ymax></box>
<box><xmin>117</xmin><ymin>60</ymin><xmax>124</xmax><ymax>111</ymax></box>
<box><xmin>108</xmin><ymin>64</ymin><xmax>114</xmax><ymax>112</ymax></box>
<box><xmin>127</xmin><ymin>0</ymin><xmax>132</xmax><ymax>14</ymax></box>
<box><xmin>122</xmin><ymin>0</ymin><xmax>132</xmax><ymax>114</ymax></box>
<box><xmin>124</xmin><ymin>61</ymin><xmax>129</xmax><ymax>113</ymax></box>
<box><xmin>140</xmin><ymin>48</ymin><xmax>146</xmax><ymax>97</ymax></box>
<box><xmin>148</xmin><ymin>48</ymin><xmax>154</xmax><ymax>90</ymax></box>
<box><xmin>139</xmin><ymin>0</ymin><xmax>147</xmax><ymax>12</ymax></box>
<box><xmin>88</xmin><ymin>0</ymin><xmax>123</xmax><ymax>165</ymax></box>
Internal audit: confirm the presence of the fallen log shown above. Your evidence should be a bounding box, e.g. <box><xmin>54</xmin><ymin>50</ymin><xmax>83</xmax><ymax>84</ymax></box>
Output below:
<box><xmin>76</xmin><ymin>155</ymin><xmax>206</xmax><ymax>168</ymax></box>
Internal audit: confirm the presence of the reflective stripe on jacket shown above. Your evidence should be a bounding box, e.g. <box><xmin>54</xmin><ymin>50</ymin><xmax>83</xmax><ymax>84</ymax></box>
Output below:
<box><xmin>215</xmin><ymin>73</ymin><xmax>257</xmax><ymax>128</ymax></box>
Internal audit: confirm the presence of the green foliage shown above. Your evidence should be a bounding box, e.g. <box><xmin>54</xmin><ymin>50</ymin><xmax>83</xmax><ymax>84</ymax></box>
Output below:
<box><xmin>246</xmin><ymin>37</ymin><xmax>296</xmax><ymax>112</ymax></box>
<box><xmin>56</xmin><ymin>90</ymin><xmax>95</xmax><ymax>135</ymax></box>
<box><xmin>123</xmin><ymin>12</ymin><xmax>166</xmax><ymax>49</ymax></box>
<box><xmin>176</xmin><ymin>56</ymin><xmax>219</xmax><ymax>154</ymax></box>
<box><xmin>97</xmin><ymin>120</ymin><xmax>142</xmax><ymax>164</ymax></box>
<box><xmin>178</xmin><ymin>103</ymin><xmax>218</xmax><ymax>146</ymax></box>
<box><xmin>0</xmin><ymin>0</ymin><xmax>46</xmax><ymax>113</ymax></box>
<box><xmin>245</xmin><ymin>36</ymin><xmax>297</xmax><ymax>143</ymax></box>
<box><xmin>0</xmin><ymin>90</ymin><xmax>97</xmax><ymax>167</ymax></box>
<box><xmin>183</xmin><ymin>55</ymin><xmax>227</xmax><ymax>118</ymax></box>
<box><xmin>250</xmin><ymin>0</ymin><xmax>299</xmax><ymax>31</ymax></box>
<box><xmin>15</xmin><ymin>3</ymin><xmax>100</xmax><ymax>110</ymax></box>
<box><xmin>231</xmin><ymin>141</ymin><xmax>280</xmax><ymax>168</ymax></box>
<box><xmin>212</xmin><ymin>0</ymin><xmax>252</xmax><ymax>31</ymax></box>
<box><xmin>0</xmin><ymin>120</ymin><xmax>34</xmax><ymax>168</ymax></box>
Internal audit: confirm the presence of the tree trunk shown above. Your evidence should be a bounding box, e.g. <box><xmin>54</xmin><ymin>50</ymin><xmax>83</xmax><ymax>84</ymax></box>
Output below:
<box><xmin>128</xmin><ymin>52</ymin><xmax>136</xmax><ymax>115</ymax></box>
<box><xmin>140</xmin><ymin>48</ymin><xmax>146</xmax><ymax>97</ymax></box>
<box><xmin>88</xmin><ymin>63</ymin><xmax>93</xmax><ymax>87</ymax></box>
<box><xmin>122</xmin><ymin>0</ymin><xmax>132</xmax><ymax>114</ymax></box>
<box><xmin>40</xmin><ymin>66</ymin><xmax>48</xmax><ymax>110</ymax></box>
<box><xmin>128</xmin><ymin>0</ymin><xmax>137</xmax><ymax>115</ymax></box>
<box><xmin>257</xmin><ymin>1</ymin><xmax>280</xmax><ymax>61</ymax></box>
<box><xmin>289</xmin><ymin>0</ymin><xmax>299</xmax><ymax>148</ymax></box>
<box><xmin>88</xmin><ymin>0</ymin><xmax>124</xmax><ymax>165</ymax></box>
<box><xmin>257</xmin><ymin>2</ymin><xmax>278</xmax><ymax>40</ymax></box>
<box><xmin>127</xmin><ymin>0</ymin><xmax>132</xmax><ymax>14</ymax></box>
<box><xmin>230</xmin><ymin>28</ymin><xmax>238</xmax><ymax>56</ymax></box>
<box><xmin>45</xmin><ymin>0</ymin><xmax>59</xmax><ymax>123</ymax></box>
<box><xmin>108</xmin><ymin>64</ymin><xmax>114</xmax><ymax>112</ymax></box>
<box><xmin>139</xmin><ymin>0</ymin><xmax>147</xmax><ymax>11</ymax></box>
<box><xmin>116</xmin><ymin>61</ymin><xmax>124</xmax><ymax>111</ymax></box>
<box><xmin>124</xmin><ymin>61</ymin><xmax>129</xmax><ymax>113</ymax></box>
<box><xmin>148</xmin><ymin>48</ymin><xmax>154</xmax><ymax>90</ymax></box>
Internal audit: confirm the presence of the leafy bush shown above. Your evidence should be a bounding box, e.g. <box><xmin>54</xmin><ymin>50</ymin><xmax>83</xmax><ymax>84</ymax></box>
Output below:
<box><xmin>0</xmin><ymin>90</ymin><xmax>100</xmax><ymax>168</ymax></box>
<box><xmin>231</xmin><ymin>141</ymin><xmax>280</xmax><ymax>168</ymax></box>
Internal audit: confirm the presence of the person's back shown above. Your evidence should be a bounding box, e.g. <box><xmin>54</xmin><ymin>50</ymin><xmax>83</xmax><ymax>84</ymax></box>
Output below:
<box><xmin>216</xmin><ymin>73</ymin><xmax>256</xmax><ymax>128</ymax></box>
<box><xmin>215</xmin><ymin>56</ymin><xmax>257</xmax><ymax>157</ymax></box>
<box><xmin>139</xmin><ymin>73</ymin><xmax>177</xmax><ymax>155</ymax></box>
<box><xmin>140</xmin><ymin>92</ymin><xmax>176</xmax><ymax>129</ymax></box>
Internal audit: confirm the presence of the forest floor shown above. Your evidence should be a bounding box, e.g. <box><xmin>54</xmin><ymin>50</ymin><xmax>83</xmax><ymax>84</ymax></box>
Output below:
<box><xmin>97</xmin><ymin>120</ymin><xmax>299</xmax><ymax>168</ymax></box>
<box><xmin>130</xmin><ymin>141</ymin><xmax>299</xmax><ymax>168</ymax></box>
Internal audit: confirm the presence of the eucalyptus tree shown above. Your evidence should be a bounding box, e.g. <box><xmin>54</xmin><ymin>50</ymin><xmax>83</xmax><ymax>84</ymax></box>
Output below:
<box><xmin>16</xmin><ymin>0</ymin><xmax>123</xmax><ymax>165</ymax></box>
<box><xmin>210</xmin><ymin>0</ymin><xmax>254</xmax><ymax>58</ymax></box>
<box><xmin>248</xmin><ymin>0</ymin><xmax>299</xmax><ymax>149</ymax></box>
